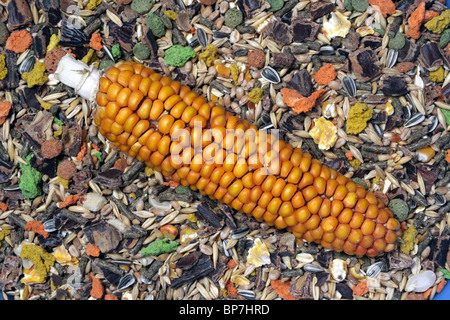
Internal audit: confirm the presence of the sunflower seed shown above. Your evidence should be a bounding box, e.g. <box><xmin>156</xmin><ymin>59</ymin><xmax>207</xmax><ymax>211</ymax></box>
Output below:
<box><xmin>403</xmin><ymin>106</ymin><xmax>412</xmax><ymax>121</ymax></box>
<box><xmin>117</xmin><ymin>273</ymin><xmax>135</xmax><ymax>291</ymax></box>
<box><xmin>342</xmin><ymin>76</ymin><xmax>357</xmax><ymax>97</ymax></box>
<box><xmin>196</xmin><ymin>27</ymin><xmax>208</xmax><ymax>48</ymax></box>
<box><xmin>261</xmin><ymin>66</ymin><xmax>280</xmax><ymax>84</ymax></box>
<box><xmin>366</xmin><ymin>262</ymin><xmax>384</xmax><ymax>278</ymax></box>
<box><xmin>260</xmin><ymin>123</ymin><xmax>274</xmax><ymax>130</ymax></box>
<box><xmin>3</xmin><ymin>184</ymin><xmax>21</xmax><ymax>191</ymax></box>
<box><xmin>320</xmin><ymin>45</ymin><xmax>335</xmax><ymax>55</ymax></box>
<box><xmin>404</xmin><ymin>113</ymin><xmax>425</xmax><ymax>128</ymax></box>
<box><xmin>427</xmin><ymin>116</ymin><xmax>438</xmax><ymax>133</ymax></box>
<box><xmin>111</xmin><ymin>259</ymin><xmax>132</xmax><ymax>265</ymax></box>
<box><xmin>43</xmin><ymin>219</ymin><xmax>57</xmax><ymax>233</ymax></box>
<box><xmin>433</xmin><ymin>194</ymin><xmax>446</xmax><ymax>206</ymax></box>
<box><xmin>231</xmin><ymin>227</ymin><xmax>249</xmax><ymax>239</ymax></box>
<box><xmin>103</xmin><ymin>46</ymin><xmax>115</xmax><ymax>61</ymax></box>
<box><xmin>188</xmin><ymin>37</ymin><xmax>200</xmax><ymax>48</ymax></box>
<box><xmin>238</xmin><ymin>290</ymin><xmax>255</xmax><ymax>300</ymax></box>
<box><xmin>222</xmin><ymin>240</ymin><xmax>233</xmax><ymax>257</ymax></box>
<box><xmin>303</xmin><ymin>263</ymin><xmax>324</xmax><ymax>273</ymax></box>
<box><xmin>213</xmin><ymin>31</ymin><xmax>230</xmax><ymax>40</ymax></box>
<box><xmin>373</xmin><ymin>123</ymin><xmax>384</xmax><ymax>137</ymax></box>
<box><xmin>386</xmin><ymin>49</ymin><xmax>398</xmax><ymax>69</ymax></box>
<box><xmin>19</xmin><ymin>55</ymin><xmax>36</xmax><ymax>75</ymax></box>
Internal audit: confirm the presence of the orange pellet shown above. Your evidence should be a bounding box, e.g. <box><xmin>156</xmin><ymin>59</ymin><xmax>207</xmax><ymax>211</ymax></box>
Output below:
<box><xmin>96</xmin><ymin>61</ymin><xmax>400</xmax><ymax>257</ymax></box>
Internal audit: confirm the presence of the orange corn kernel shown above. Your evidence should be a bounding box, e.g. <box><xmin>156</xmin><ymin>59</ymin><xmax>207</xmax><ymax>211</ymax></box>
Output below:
<box><xmin>128</xmin><ymin>90</ymin><xmax>145</xmax><ymax>110</ymax></box>
<box><xmin>281</xmin><ymin>184</ymin><xmax>297</xmax><ymax>201</ymax></box>
<box><xmin>304</xmin><ymin>214</ymin><xmax>321</xmax><ymax>230</ymax></box>
<box><xmin>335</xmin><ymin>223</ymin><xmax>351</xmax><ymax>240</ymax></box>
<box><xmin>302</xmin><ymin>185</ymin><xmax>318</xmax><ymax>202</ymax></box>
<box><xmin>117</xmin><ymin>70</ymin><xmax>134</xmax><ymax>87</ymax></box>
<box><xmin>343</xmin><ymin>192</ymin><xmax>358</xmax><ymax>208</ymax></box>
<box><xmin>318</xmin><ymin>198</ymin><xmax>331</xmax><ymax>218</ymax></box>
<box><xmin>291</xmin><ymin>191</ymin><xmax>306</xmax><ymax>208</ymax></box>
<box><xmin>294</xmin><ymin>206</ymin><xmax>311</xmax><ymax>224</ymax></box>
<box><xmin>307</xmin><ymin>196</ymin><xmax>323</xmax><ymax>215</ymax></box>
<box><xmin>214</xmin><ymin>63</ymin><xmax>231</xmax><ymax>78</ymax></box>
<box><xmin>349</xmin><ymin>212</ymin><xmax>365</xmax><ymax>229</ymax></box>
<box><xmin>325</xmin><ymin>179</ymin><xmax>338</xmax><ymax>197</ymax></box>
<box><xmin>287</xmin><ymin>167</ymin><xmax>302</xmax><ymax>184</ymax></box>
<box><xmin>321</xmin><ymin>216</ymin><xmax>338</xmax><ymax>233</ymax></box>
<box><xmin>158</xmin><ymin>114</ymin><xmax>175</xmax><ymax>134</ymax></box>
<box><xmin>338</xmin><ymin>208</ymin><xmax>354</xmax><ymax>224</ymax></box>
<box><xmin>258</xmin><ymin>191</ymin><xmax>273</xmax><ymax>208</ymax></box>
<box><xmin>361</xmin><ymin>219</ymin><xmax>376</xmax><ymax>235</ymax></box>
<box><xmin>299</xmin><ymin>172</ymin><xmax>314</xmax><ymax>189</ymax></box>
<box><xmin>267</xmin><ymin>198</ymin><xmax>282</xmax><ymax>215</ymax></box>
<box><xmin>333</xmin><ymin>185</ymin><xmax>348</xmax><ymax>201</ymax></box>
<box><xmin>107</xmin><ymin>82</ymin><xmax>123</xmax><ymax>101</ymax></box>
<box><xmin>99</xmin><ymin>77</ymin><xmax>112</xmax><ymax>93</ymax></box>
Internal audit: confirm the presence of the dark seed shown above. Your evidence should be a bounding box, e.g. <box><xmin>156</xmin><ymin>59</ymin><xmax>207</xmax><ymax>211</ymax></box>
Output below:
<box><xmin>19</xmin><ymin>55</ymin><xmax>36</xmax><ymax>75</ymax></box>
<box><xmin>213</xmin><ymin>31</ymin><xmax>229</xmax><ymax>40</ymax></box>
<box><xmin>233</xmin><ymin>48</ymin><xmax>249</xmax><ymax>57</ymax></box>
<box><xmin>404</xmin><ymin>113</ymin><xmax>425</xmax><ymax>128</ymax></box>
<box><xmin>58</xmin><ymin>22</ymin><xmax>89</xmax><ymax>47</ymax></box>
<box><xmin>43</xmin><ymin>219</ymin><xmax>58</xmax><ymax>233</ymax></box>
<box><xmin>238</xmin><ymin>290</ymin><xmax>255</xmax><ymax>300</ymax></box>
<box><xmin>231</xmin><ymin>227</ymin><xmax>249</xmax><ymax>239</ymax></box>
<box><xmin>386</xmin><ymin>49</ymin><xmax>398</xmax><ymax>69</ymax></box>
<box><xmin>427</xmin><ymin>116</ymin><xmax>439</xmax><ymax>133</ymax></box>
<box><xmin>188</xmin><ymin>37</ymin><xmax>200</xmax><ymax>48</ymax></box>
<box><xmin>261</xmin><ymin>66</ymin><xmax>281</xmax><ymax>83</ymax></box>
<box><xmin>373</xmin><ymin>123</ymin><xmax>384</xmax><ymax>137</ymax></box>
<box><xmin>286</xmin><ymin>69</ymin><xmax>312</xmax><ymax>97</ymax></box>
<box><xmin>117</xmin><ymin>273</ymin><xmax>135</xmax><ymax>291</ymax></box>
<box><xmin>196</xmin><ymin>27</ymin><xmax>208</xmax><ymax>48</ymax></box>
<box><xmin>342</xmin><ymin>76</ymin><xmax>357</xmax><ymax>97</ymax></box>
<box><xmin>319</xmin><ymin>45</ymin><xmax>335</xmax><ymax>55</ymax></box>
<box><xmin>381</xmin><ymin>76</ymin><xmax>408</xmax><ymax>97</ymax></box>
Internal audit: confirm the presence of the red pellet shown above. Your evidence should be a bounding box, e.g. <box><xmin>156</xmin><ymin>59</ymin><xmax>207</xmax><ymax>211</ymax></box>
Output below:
<box><xmin>113</xmin><ymin>158</ymin><xmax>128</xmax><ymax>172</ymax></box>
<box><xmin>41</xmin><ymin>139</ymin><xmax>63</xmax><ymax>159</ymax></box>
<box><xmin>247</xmin><ymin>49</ymin><xmax>266</xmax><ymax>68</ymax></box>
<box><xmin>57</xmin><ymin>160</ymin><xmax>77</xmax><ymax>180</ymax></box>
<box><xmin>44</xmin><ymin>47</ymin><xmax>68</xmax><ymax>73</ymax></box>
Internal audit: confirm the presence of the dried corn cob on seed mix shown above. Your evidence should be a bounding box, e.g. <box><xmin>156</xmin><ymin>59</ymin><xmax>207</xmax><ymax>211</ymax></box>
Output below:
<box><xmin>95</xmin><ymin>61</ymin><xmax>401</xmax><ymax>257</ymax></box>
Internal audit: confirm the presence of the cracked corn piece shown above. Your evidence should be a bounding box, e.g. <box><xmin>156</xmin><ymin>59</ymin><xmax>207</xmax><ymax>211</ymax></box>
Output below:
<box><xmin>309</xmin><ymin>117</ymin><xmax>338</xmax><ymax>150</ymax></box>
<box><xmin>94</xmin><ymin>60</ymin><xmax>401</xmax><ymax>257</ymax></box>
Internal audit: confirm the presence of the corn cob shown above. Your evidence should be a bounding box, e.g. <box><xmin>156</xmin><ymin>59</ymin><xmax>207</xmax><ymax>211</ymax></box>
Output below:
<box><xmin>62</xmin><ymin>57</ymin><xmax>400</xmax><ymax>257</ymax></box>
